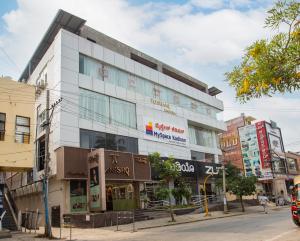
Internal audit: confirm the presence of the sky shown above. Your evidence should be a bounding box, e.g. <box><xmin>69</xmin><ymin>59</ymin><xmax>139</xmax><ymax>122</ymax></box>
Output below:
<box><xmin>0</xmin><ymin>0</ymin><xmax>299</xmax><ymax>151</ymax></box>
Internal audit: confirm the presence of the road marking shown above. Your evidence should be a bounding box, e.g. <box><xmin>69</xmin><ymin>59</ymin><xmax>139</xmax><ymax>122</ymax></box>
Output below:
<box><xmin>263</xmin><ymin>229</ymin><xmax>297</xmax><ymax>241</ymax></box>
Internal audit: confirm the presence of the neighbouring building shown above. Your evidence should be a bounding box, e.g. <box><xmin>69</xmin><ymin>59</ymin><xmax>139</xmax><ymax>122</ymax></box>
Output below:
<box><xmin>0</xmin><ymin>77</ymin><xmax>35</xmax><ymax>171</ymax></box>
<box><xmin>285</xmin><ymin>151</ymin><xmax>300</xmax><ymax>192</ymax></box>
<box><xmin>220</xmin><ymin>114</ymin><xmax>299</xmax><ymax>199</ymax></box>
<box><xmin>238</xmin><ymin>120</ymin><xmax>290</xmax><ymax>198</ymax></box>
<box><xmin>7</xmin><ymin>10</ymin><xmax>226</xmax><ymax>226</ymax></box>
<box><xmin>219</xmin><ymin>113</ymin><xmax>255</xmax><ymax>170</ymax></box>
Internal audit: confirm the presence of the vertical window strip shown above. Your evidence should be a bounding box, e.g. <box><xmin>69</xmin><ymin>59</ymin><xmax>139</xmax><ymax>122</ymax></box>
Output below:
<box><xmin>0</xmin><ymin>113</ymin><xmax>6</xmax><ymax>141</ymax></box>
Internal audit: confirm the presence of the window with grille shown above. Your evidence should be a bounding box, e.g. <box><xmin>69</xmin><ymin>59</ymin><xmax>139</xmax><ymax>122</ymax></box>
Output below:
<box><xmin>15</xmin><ymin>116</ymin><xmax>30</xmax><ymax>144</ymax></box>
<box><xmin>0</xmin><ymin>113</ymin><xmax>5</xmax><ymax>141</ymax></box>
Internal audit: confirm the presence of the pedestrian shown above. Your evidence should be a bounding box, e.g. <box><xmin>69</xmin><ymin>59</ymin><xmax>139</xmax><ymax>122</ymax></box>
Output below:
<box><xmin>259</xmin><ymin>193</ymin><xmax>269</xmax><ymax>214</ymax></box>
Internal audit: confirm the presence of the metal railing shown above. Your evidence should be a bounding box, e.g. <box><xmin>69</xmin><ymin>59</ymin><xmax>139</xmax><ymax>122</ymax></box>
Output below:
<box><xmin>116</xmin><ymin>211</ymin><xmax>136</xmax><ymax>232</ymax></box>
<box><xmin>146</xmin><ymin>200</ymin><xmax>171</xmax><ymax>209</ymax></box>
<box><xmin>190</xmin><ymin>194</ymin><xmax>221</xmax><ymax>207</ymax></box>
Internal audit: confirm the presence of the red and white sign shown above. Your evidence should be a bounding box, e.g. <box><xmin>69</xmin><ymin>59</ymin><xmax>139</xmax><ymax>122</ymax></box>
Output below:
<box><xmin>255</xmin><ymin>121</ymin><xmax>271</xmax><ymax>168</ymax></box>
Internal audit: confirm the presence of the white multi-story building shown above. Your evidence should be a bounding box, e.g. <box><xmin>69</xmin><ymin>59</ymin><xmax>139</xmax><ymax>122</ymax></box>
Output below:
<box><xmin>12</xmin><ymin>10</ymin><xmax>226</xmax><ymax>225</ymax></box>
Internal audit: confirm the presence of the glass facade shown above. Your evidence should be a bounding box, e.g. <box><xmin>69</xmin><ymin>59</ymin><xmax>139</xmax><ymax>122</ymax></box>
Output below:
<box><xmin>80</xmin><ymin>129</ymin><xmax>138</xmax><ymax>153</ymax></box>
<box><xmin>79</xmin><ymin>54</ymin><xmax>218</xmax><ymax>118</ymax></box>
<box><xmin>188</xmin><ymin>125</ymin><xmax>215</xmax><ymax>148</ymax></box>
<box><xmin>191</xmin><ymin>150</ymin><xmax>215</xmax><ymax>163</ymax></box>
<box><xmin>79</xmin><ymin>88</ymin><xmax>136</xmax><ymax>129</ymax></box>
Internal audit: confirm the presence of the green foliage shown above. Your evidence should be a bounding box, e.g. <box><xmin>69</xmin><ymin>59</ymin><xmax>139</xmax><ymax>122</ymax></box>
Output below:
<box><xmin>216</xmin><ymin>162</ymin><xmax>257</xmax><ymax>211</ymax></box>
<box><xmin>148</xmin><ymin>152</ymin><xmax>181</xmax><ymax>182</ymax></box>
<box><xmin>172</xmin><ymin>179</ymin><xmax>192</xmax><ymax>204</ymax></box>
<box><xmin>155</xmin><ymin>187</ymin><xmax>171</xmax><ymax>200</ymax></box>
<box><xmin>227</xmin><ymin>176</ymin><xmax>257</xmax><ymax>197</ymax></box>
<box><xmin>226</xmin><ymin>0</ymin><xmax>300</xmax><ymax>102</ymax></box>
<box><xmin>148</xmin><ymin>152</ymin><xmax>181</xmax><ymax>222</ymax></box>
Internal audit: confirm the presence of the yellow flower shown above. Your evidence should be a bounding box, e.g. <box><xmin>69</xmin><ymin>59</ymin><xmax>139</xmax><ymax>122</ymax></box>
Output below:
<box><xmin>242</xmin><ymin>79</ymin><xmax>250</xmax><ymax>93</ymax></box>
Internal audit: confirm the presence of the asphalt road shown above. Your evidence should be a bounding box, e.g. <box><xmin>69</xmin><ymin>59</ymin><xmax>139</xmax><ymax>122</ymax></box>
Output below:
<box><xmin>5</xmin><ymin>207</ymin><xmax>300</xmax><ymax>241</ymax></box>
<box><xmin>114</xmin><ymin>207</ymin><xmax>299</xmax><ymax>241</ymax></box>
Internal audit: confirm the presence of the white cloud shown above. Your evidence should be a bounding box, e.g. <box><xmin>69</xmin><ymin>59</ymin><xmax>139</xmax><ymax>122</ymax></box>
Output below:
<box><xmin>190</xmin><ymin>0</ymin><xmax>224</xmax><ymax>9</ymax></box>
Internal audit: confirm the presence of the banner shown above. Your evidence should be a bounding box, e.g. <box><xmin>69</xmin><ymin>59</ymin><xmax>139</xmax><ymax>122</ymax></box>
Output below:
<box><xmin>255</xmin><ymin>121</ymin><xmax>271</xmax><ymax>168</ymax></box>
<box><xmin>70</xmin><ymin>180</ymin><xmax>87</xmax><ymax>212</ymax></box>
<box><xmin>89</xmin><ymin>166</ymin><xmax>101</xmax><ymax>209</ymax></box>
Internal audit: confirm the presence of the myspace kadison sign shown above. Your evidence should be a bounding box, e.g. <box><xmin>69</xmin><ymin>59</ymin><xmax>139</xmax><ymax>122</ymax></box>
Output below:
<box><xmin>175</xmin><ymin>161</ymin><xmax>194</xmax><ymax>173</ymax></box>
<box><xmin>205</xmin><ymin>165</ymin><xmax>222</xmax><ymax>175</ymax></box>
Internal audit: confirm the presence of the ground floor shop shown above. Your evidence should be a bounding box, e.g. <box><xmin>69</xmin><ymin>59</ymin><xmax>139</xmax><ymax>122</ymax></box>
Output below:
<box><xmin>8</xmin><ymin>147</ymin><xmax>222</xmax><ymax>227</ymax></box>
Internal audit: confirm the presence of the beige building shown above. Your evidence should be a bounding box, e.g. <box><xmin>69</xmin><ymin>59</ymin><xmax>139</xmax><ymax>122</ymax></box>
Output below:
<box><xmin>0</xmin><ymin>77</ymin><xmax>35</xmax><ymax>171</ymax></box>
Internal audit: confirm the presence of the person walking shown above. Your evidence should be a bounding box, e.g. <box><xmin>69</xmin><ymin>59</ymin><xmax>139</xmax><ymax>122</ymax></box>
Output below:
<box><xmin>259</xmin><ymin>193</ymin><xmax>269</xmax><ymax>214</ymax></box>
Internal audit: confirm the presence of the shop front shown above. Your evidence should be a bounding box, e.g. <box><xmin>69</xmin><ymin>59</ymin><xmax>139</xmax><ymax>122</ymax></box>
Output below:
<box><xmin>151</xmin><ymin>158</ymin><xmax>222</xmax><ymax>201</ymax></box>
<box><xmin>87</xmin><ymin>149</ymin><xmax>151</xmax><ymax>212</ymax></box>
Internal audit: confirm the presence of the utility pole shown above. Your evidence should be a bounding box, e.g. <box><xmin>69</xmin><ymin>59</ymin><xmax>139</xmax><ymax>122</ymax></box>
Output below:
<box><xmin>43</xmin><ymin>89</ymin><xmax>51</xmax><ymax>237</ymax></box>
<box><xmin>43</xmin><ymin>90</ymin><xmax>62</xmax><ymax>238</ymax></box>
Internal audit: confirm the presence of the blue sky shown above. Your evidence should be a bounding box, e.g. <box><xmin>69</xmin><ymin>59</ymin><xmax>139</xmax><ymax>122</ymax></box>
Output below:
<box><xmin>0</xmin><ymin>0</ymin><xmax>299</xmax><ymax>151</ymax></box>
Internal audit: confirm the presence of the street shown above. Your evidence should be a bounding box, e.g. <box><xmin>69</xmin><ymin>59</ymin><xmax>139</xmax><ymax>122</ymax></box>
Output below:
<box><xmin>5</xmin><ymin>207</ymin><xmax>300</xmax><ymax>241</ymax></box>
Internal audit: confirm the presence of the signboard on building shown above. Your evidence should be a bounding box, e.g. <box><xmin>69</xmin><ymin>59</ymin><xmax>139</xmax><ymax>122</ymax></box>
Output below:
<box><xmin>70</xmin><ymin>180</ymin><xmax>87</xmax><ymax>212</ymax></box>
<box><xmin>238</xmin><ymin>125</ymin><xmax>272</xmax><ymax>180</ymax></box>
<box><xmin>255</xmin><ymin>121</ymin><xmax>271</xmax><ymax>168</ymax></box>
<box><xmin>87</xmin><ymin>149</ymin><xmax>106</xmax><ymax>211</ymax></box>
<box><xmin>144</xmin><ymin>117</ymin><xmax>187</xmax><ymax>146</ymax></box>
<box><xmin>265</xmin><ymin>122</ymin><xmax>284</xmax><ymax>153</ymax></box>
<box><xmin>239</xmin><ymin>125</ymin><xmax>262</xmax><ymax>177</ymax></box>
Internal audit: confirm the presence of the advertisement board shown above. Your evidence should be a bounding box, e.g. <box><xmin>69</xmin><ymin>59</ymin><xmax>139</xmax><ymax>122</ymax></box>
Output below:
<box><xmin>87</xmin><ymin>149</ymin><xmax>106</xmax><ymax>211</ymax></box>
<box><xmin>70</xmin><ymin>180</ymin><xmax>87</xmax><ymax>212</ymax></box>
<box><xmin>239</xmin><ymin>125</ymin><xmax>262</xmax><ymax>177</ymax></box>
<box><xmin>238</xmin><ymin>125</ymin><xmax>273</xmax><ymax>180</ymax></box>
<box><xmin>265</xmin><ymin>122</ymin><xmax>284</xmax><ymax>153</ymax></box>
<box><xmin>255</xmin><ymin>121</ymin><xmax>271</xmax><ymax>168</ymax></box>
<box><xmin>89</xmin><ymin>167</ymin><xmax>100</xmax><ymax>209</ymax></box>
<box><xmin>144</xmin><ymin>117</ymin><xmax>187</xmax><ymax>146</ymax></box>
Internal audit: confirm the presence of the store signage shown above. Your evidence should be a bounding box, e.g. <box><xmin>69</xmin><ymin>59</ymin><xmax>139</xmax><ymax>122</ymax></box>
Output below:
<box><xmin>255</xmin><ymin>121</ymin><xmax>271</xmax><ymax>168</ymax></box>
<box><xmin>144</xmin><ymin>118</ymin><xmax>187</xmax><ymax>146</ymax></box>
<box><xmin>175</xmin><ymin>161</ymin><xmax>195</xmax><ymax>173</ymax></box>
<box><xmin>106</xmin><ymin>166</ymin><xmax>130</xmax><ymax>176</ymax></box>
<box><xmin>205</xmin><ymin>165</ymin><xmax>222</xmax><ymax>175</ymax></box>
<box><xmin>151</xmin><ymin>99</ymin><xmax>176</xmax><ymax>115</ymax></box>
<box><xmin>105</xmin><ymin>156</ymin><xmax>130</xmax><ymax>177</ymax></box>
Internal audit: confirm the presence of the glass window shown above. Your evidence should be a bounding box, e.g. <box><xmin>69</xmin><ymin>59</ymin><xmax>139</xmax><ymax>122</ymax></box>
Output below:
<box><xmin>37</xmin><ymin>137</ymin><xmax>45</xmax><ymax>171</ymax></box>
<box><xmin>79</xmin><ymin>54</ymin><xmax>220</xmax><ymax>119</ymax></box>
<box><xmin>106</xmin><ymin>133</ymin><xmax>117</xmax><ymax>151</ymax></box>
<box><xmin>191</xmin><ymin>151</ymin><xmax>205</xmax><ymax>161</ymax></box>
<box><xmin>79</xmin><ymin>54</ymin><xmax>103</xmax><ymax>80</ymax></box>
<box><xmin>79</xmin><ymin>89</ymin><xmax>109</xmax><ymax>124</ymax></box>
<box><xmin>188</xmin><ymin>125</ymin><xmax>215</xmax><ymax>148</ymax></box>
<box><xmin>80</xmin><ymin>129</ymin><xmax>138</xmax><ymax>153</ymax></box>
<box><xmin>110</xmin><ymin>97</ymin><xmax>136</xmax><ymax>129</ymax></box>
<box><xmin>15</xmin><ymin>116</ymin><xmax>30</xmax><ymax>144</ymax></box>
<box><xmin>0</xmin><ymin>113</ymin><xmax>6</xmax><ymax>141</ymax></box>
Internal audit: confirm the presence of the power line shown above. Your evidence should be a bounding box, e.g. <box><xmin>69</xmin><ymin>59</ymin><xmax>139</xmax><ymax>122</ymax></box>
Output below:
<box><xmin>0</xmin><ymin>46</ymin><xmax>22</xmax><ymax>74</ymax></box>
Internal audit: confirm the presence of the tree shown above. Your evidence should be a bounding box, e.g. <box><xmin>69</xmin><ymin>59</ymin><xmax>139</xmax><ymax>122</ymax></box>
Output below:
<box><xmin>216</xmin><ymin>162</ymin><xmax>257</xmax><ymax>212</ymax></box>
<box><xmin>148</xmin><ymin>152</ymin><xmax>181</xmax><ymax>222</ymax></box>
<box><xmin>226</xmin><ymin>0</ymin><xmax>300</xmax><ymax>102</ymax></box>
<box><xmin>227</xmin><ymin>175</ymin><xmax>257</xmax><ymax>212</ymax></box>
